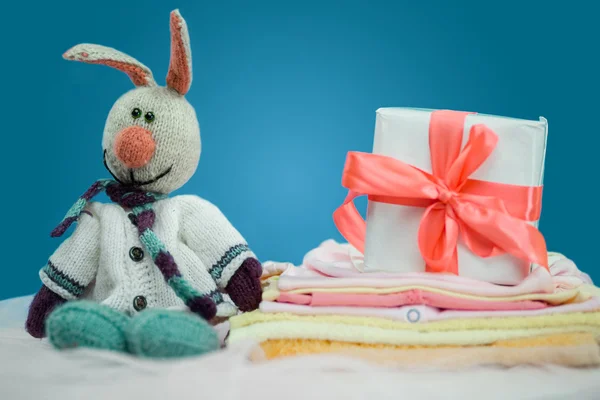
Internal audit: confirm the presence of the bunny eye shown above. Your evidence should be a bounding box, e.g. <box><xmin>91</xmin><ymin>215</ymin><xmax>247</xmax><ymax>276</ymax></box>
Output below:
<box><xmin>144</xmin><ymin>112</ymin><xmax>155</xmax><ymax>123</ymax></box>
<box><xmin>131</xmin><ymin>108</ymin><xmax>142</xmax><ymax>119</ymax></box>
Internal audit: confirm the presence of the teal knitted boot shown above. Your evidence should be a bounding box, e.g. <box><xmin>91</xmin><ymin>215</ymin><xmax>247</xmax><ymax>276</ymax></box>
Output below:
<box><xmin>126</xmin><ymin>309</ymin><xmax>220</xmax><ymax>359</ymax></box>
<box><xmin>46</xmin><ymin>301</ymin><xmax>130</xmax><ymax>353</ymax></box>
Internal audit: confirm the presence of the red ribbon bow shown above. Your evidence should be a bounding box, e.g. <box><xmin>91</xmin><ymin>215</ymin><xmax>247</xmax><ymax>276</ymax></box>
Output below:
<box><xmin>333</xmin><ymin>110</ymin><xmax>548</xmax><ymax>274</ymax></box>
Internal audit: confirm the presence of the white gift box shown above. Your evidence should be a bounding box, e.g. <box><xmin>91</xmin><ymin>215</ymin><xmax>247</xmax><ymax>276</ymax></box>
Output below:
<box><xmin>362</xmin><ymin>108</ymin><xmax>548</xmax><ymax>285</ymax></box>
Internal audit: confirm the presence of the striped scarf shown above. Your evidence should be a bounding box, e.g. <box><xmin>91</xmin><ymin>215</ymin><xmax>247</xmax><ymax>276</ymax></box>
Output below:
<box><xmin>51</xmin><ymin>179</ymin><xmax>215</xmax><ymax>319</ymax></box>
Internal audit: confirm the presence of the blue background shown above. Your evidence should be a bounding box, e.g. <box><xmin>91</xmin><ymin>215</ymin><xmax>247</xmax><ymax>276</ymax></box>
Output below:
<box><xmin>0</xmin><ymin>0</ymin><xmax>598</xmax><ymax>299</ymax></box>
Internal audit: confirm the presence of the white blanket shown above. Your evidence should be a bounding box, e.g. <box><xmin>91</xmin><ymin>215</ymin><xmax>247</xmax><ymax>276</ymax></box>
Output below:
<box><xmin>1</xmin><ymin>296</ymin><xmax>600</xmax><ymax>400</ymax></box>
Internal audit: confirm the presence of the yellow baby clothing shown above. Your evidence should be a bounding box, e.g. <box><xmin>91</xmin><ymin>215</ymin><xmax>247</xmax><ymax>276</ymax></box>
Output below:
<box><xmin>253</xmin><ymin>333</ymin><xmax>600</xmax><ymax>368</ymax></box>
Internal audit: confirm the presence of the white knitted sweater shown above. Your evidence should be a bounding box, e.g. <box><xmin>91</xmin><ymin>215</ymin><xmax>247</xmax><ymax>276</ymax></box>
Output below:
<box><xmin>39</xmin><ymin>195</ymin><xmax>255</xmax><ymax>317</ymax></box>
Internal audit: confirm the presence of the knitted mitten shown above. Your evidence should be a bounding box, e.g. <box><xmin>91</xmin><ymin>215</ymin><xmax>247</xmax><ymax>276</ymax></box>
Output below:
<box><xmin>26</xmin><ymin>285</ymin><xmax>67</xmax><ymax>338</ymax></box>
<box><xmin>226</xmin><ymin>258</ymin><xmax>263</xmax><ymax>312</ymax></box>
<box><xmin>126</xmin><ymin>309</ymin><xmax>219</xmax><ymax>359</ymax></box>
<box><xmin>46</xmin><ymin>301</ymin><xmax>130</xmax><ymax>352</ymax></box>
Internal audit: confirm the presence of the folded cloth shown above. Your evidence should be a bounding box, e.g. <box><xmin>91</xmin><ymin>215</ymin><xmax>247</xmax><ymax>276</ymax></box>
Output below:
<box><xmin>275</xmin><ymin>289</ymin><xmax>549</xmax><ymax>310</ymax></box>
<box><xmin>549</xmin><ymin>255</ymin><xmax>594</xmax><ymax>290</ymax></box>
<box><xmin>259</xmin><ymin>297</ymin><xmax>600</xmax><ymax>323</ymax></box>
<box><xmin>229</xmin><ymin>320</ymin><xmax>600</xmax><ymax>347</ymax></box>
<box><xmin>228</xmin><ymin>310</ymin><xmax>600</xmax><ymax>346</ymax></box>
<box><xmin>264</xmin><ymin>278</ymin><xmax>593</xmax><ymax>306</ymax></box>
<box><xmin>277</xmin><ymin>240</ymin><xmax>592</xmax><ymax>298</ymax></box>
<box><xmin>261</xmin><ymin>261</ymin><xmax>293</xmax><ymax>281</ymax></box>
<box><xmin>253</xmin><ymin>333</ymin><xmax>600</xmax><ymax>368</ymax></box>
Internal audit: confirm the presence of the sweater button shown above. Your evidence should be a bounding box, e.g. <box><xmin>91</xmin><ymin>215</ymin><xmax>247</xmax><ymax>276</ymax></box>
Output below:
<box><xmin>128</xmin><ymin>213</ymin><xmax>138</xmax><ymax>226</ymax></box>
<box><xmin>129</xmin><ymin>247</ymin><xmax>144</xmax><ymax>262</ymax></box>
<box><xmin>133</xmin><ymin>295</ymin><xmax>147</xmax><ymax>311</ymax></box>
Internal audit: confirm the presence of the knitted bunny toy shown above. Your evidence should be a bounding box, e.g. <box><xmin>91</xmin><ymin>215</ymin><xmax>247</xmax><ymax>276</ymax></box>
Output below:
<box><xmin>25</xmin><ymin>9</ymin><xmax>262</xmax><ymax>358</ymax></box>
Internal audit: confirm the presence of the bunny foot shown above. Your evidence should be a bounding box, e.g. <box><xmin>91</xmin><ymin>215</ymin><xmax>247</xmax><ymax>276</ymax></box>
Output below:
<box><xmin>126</xmin><ymin>309</ymin><xmax>219</xmax><ymax>359</ymax></box>
<box><xmin>45</xmin><ymin>301</ymin><xmax>129</xmax><ymax>352</ymax></box>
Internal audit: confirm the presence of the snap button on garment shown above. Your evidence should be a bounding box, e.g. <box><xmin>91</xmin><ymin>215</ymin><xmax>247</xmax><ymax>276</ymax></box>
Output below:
<box><xmin>133</xmin><ymin>296</ymin><xmax>147</xmax><ymax>311</ymax></box>
<box><xmin>406</xmin><ymin>308</ymin><xmax>421</xmax><ymax>323</ymax></box>
<box><xmin>129</xmin><ymin>247</ymin><xmax>144</xmax><ymax>262</ymax></box>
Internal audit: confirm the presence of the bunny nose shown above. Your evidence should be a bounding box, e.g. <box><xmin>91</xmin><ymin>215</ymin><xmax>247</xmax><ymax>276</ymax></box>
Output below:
<box><xmin>113</xmin><ymin>126</ymin><xmax>156</xmax><ymax>169</ymax></box>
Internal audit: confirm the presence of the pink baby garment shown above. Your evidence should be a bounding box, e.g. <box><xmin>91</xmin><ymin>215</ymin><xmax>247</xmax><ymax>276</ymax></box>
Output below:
<box><xmin>260</xmin><ymin>297</ymin><xmax>600</xmax><ymax>323</ymax></box>
<box><xmin>276</xmin><ymin>240</ymin><xmax>591</xmax><ymax>298</ymax></box>
<box><xmin>275</xmin><ymin>289</ymin><xmax>548</xmax><ymax>311</ymax></box>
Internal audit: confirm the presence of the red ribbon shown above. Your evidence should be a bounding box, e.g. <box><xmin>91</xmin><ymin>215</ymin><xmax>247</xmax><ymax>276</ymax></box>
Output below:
<box><xmin>333</xmin><ymin>110</ymin><xmax>548</xmax><ymax>274</ymax></box>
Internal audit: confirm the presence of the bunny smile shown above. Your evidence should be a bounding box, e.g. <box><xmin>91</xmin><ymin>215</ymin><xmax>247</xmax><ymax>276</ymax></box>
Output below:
<box><xmin>103</xmin><ymin>150</ymin><xmax>173</xmax><ymax>187</ymax></box>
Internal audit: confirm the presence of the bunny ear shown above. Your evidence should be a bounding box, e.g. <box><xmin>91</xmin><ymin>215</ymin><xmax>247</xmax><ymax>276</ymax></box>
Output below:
<box><xmin>63</xmin><ymin>44</ymin><xmax>157</xmax><ymax>87</ymax></box>
<box><xmin>166</xmin><ymin>9</ymin><xmax>192</xmax><ymax>95</ymax></box>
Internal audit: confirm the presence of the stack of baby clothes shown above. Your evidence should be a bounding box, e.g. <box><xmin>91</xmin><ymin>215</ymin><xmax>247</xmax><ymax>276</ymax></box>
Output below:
<box><xmin>228</xmin><ymin>240</ymin><xmax>600</xmax><ymax>368</ymax></box>
<box><xmin>229</xmin><ymin>108</ymin><xmax>600</xmax><ymax>368</ymax></box>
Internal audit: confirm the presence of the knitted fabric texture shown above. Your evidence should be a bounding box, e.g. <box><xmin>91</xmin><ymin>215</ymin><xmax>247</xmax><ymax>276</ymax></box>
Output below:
<box><xmin>225</xmin><ymin>258</ymin><xmax>263</xmax><ymax>311</ymax></box>
<box><xmin>25</xmin><ymin>286</ymin><xmax>66</xmax><ymax>338</ymax></box>
<box><xmin>47</xmin><ymin>301</ymin><xmax>220</xmax><ymax>358</ymax></box>
<box><xmin>101</xmin><ymin>84</ymin><xmax>201</xmax><ymax>194</ymax></box>
<box><xmin>166</xmin><ymin>10</ymin><xmax>192</xmax><ymax>95</ymax></box>
<box><xmin>126</xmin><ymin>309</ymin><xmax>220</xmax><ymax>358</ymax></box>
<box><xmin>28</xmin><ymin>10</ymin><xmax>262</xmax><ymax>347</ymax></box>
<box><xmin>63</xmin><ymin>44</ymin><xmax>156</xmax><ymax>87</ymax></box>
<box><xmin>46</xmin><ymin>300</ymin><xmax>130</xmax><ymax>352</ymax></box>
<box><xmin>52</xmin><ymin>179</ymin><xmax>218</xmax><ymax>320</ymax></box>
<box><xmin>64</xmin><ymin>10</ymin><xmax>200</xmax><ymax>195</ymax></box>
<box><xmin>113</xmin><ymin>126</ymin><xmax>156</xmax><ymax>168</ymax></box>
<box><xmin>37</xmin><ymin>193</ymin><xmax>255</xmax><ymax>319</ymax></box>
